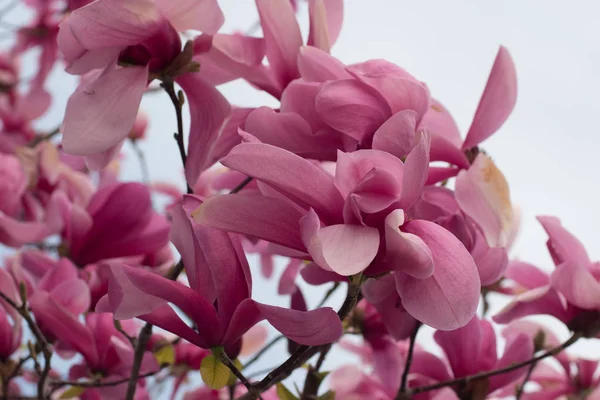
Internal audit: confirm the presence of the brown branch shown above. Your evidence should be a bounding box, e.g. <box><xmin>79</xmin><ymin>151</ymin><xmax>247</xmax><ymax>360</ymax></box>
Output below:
<box><xmin>51</xmin><ymin>369</ymin><xmax>163</xmax><ymax>390</ymax></box>
<box><xmin>515</xmin><ymin>360</ymin><xmax>536</xmax><ymax>399</ymax></box>
<box><xmin>130</xmin><ymin>140</ymin><xmax>151</xmax><ymax>185</ymax></box>
<box><xmin>243</xmin><ymin>335</ymin><xmax>285</xmax><ymax>371</ymax></box>
<box><xmin>219</xmin><ymin>352</ymin><xmax>255</xmax><ymax>396</ymax></box>
<box><xmin>397</xmin><ymin>322</ymin><xmax>421</xmax><ymax>398</ymax></box>
<box><xmin>124</xmin><ymin>323</ymin><xmax>153</xmax><ymax>400</ymax></box>
<box><xmin>230</xmin><ymin>177</ymin><xmax>253</xmax><ymax>194</ymax></box>
<box><xmin>27</xmin><ymin>127</ymin><xmax>61</xmax><ymax>148</ymax></box>
<box><xmin>300</xmin><ymin>344</ymin><xmax>331</xmax><ymax>400</ymax></box>
<box><xmin>410</xmin><ymin>331</ymin><xmax>582</xmax><ymax>395</ymax></box>
<box><xmin>237</xmin><ymin>277</ymin><xmax>363</xmax><ymax>400</ymax></box>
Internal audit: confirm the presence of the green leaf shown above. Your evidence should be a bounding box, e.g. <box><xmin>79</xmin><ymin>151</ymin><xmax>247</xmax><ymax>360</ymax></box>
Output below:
<box><xmin>227</xmin><ymin>358</ymin><xmax>243</xmax><ymax>386</ymax></box>
<box><xmin>276</xmin><ymin>383</ymin><xmax>298</xmax><ymax>400</ymax></box>
<box><xmin>200</xmin><ymin>354</ymin><xmax>230</xmax><ymax>390</ymax></box>
<box><xmin>318</xmin><ymin>390</ymin><xmax>335</xmax><ymax>400</ymax></box>
<box><xmin>59</xmin><ymin>386</ymin><xmax>86</xmax><ymax>399</ymax></box>
<box><xmin>154</xmin><ymin>344</ymin><xmax>175</xmax><ymax>365</ymax></box>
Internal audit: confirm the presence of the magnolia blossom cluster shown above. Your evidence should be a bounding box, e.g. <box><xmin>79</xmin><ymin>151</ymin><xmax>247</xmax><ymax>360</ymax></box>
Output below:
<box><xmin>0</xmin><ymin>0</ymin><xmax>599</xmax><ymax>399</ymax></box>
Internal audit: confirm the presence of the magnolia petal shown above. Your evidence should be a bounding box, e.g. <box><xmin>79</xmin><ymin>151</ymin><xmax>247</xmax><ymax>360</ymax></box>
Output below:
<box><xmin>62</xmin><ymin>65</ymin><xmax>148</xmax><ymax>156</ymax></box>
<box><xmin>256</xmin><ymin>0</ymin><xmax>303</xmax><ymax>88</ymax></box>
<box><xmin>400</xmin><ymin>129</ymin><xmax>430</xmax><ymax>209</ymax></box>
<box><xmin>384</xmin><ymin>210</ymin><xmax>434</xmax><ymax>279</ymax></box>
<box><xmin>463</xmin><ymin>46</ymin><xmax>517</xmax><ymax>149</ymax></box>
<box><xmin>177</xmin><ymin>73</ymin><xmax>231</xmax><ymax>186</ymax></box>
<box><xmin>504</xmin><ymin>260</ymin><xmax>549</xmax><ymax>290</ymax></box>
<box><xmin>434</xmin><ymin>316</ymin><xmax>482</xmax><ymax>377</ymax></box>
<box><xmin>550</xmin><ymin>261</ymin><xmax>600</xmax><ymax>310</ymax></box>
<box><xmin>429</xmin><ymin>133</ymin><xmax>470</xmax><ymax>168</ymax></box>
<box><xmin>492</xmin><ymin>285</ymin><xmax>571</xmax><ymax>324</ymax></box>
<box><xmin>395</xmin><ymin>220</ymin><xmax>480</xmax><ymax>330</ymax></box>
<box><xmin>455</xmin><ymin>153</ymin><xmax>513</xmax><ymax>248</ymax></box>
<box><xmin>206</xmin><ymin>107</ymin><xmax>254</xmax><ymax>167</ymax></box>
<box><xmin>420</xmin><ymin>99</ymin><xmax>462</xmax><ymax>148</ymax></box>
<box><xmin>316</xmin><ymin>79</ymin><xmax>391</xmax><ymax>142</ymax></box>
<box><xmin>301</xmin><ymin>210</ymin><xmax>380</xmax><ymax>276</ymax></box>
<box><xmin>68</xmin><ymin>0</ymin><xmax>162</xmax><ymax>49</ymax></box>
<box><xmin>156</xmin><ymin>0</ymin><xmax>224</xmax><ymax>33</ymax></box>
<box><xmin>537</xmin><ymin>216</ymin><xmax>590</xmax><ymax>266</ymax></box>
<box><xmin>222</xmin><ymin>143</ymin><xmax>343</xmax><ymax>222</ymax></box>
<box><xmin>193</xmin><ymin>194</ymin><xmax>306</xmax><ymax>251</ymax></box>
<box><xmin>298</xmin><ymin>46</ymin><xmax>351</xmax><ymax>82</ymax></box>
<box><xmin>488</xmin><ymin>333</ymin><xmax>533</xmax><ymax>391</ymax></box>
<box><xmin>372</xmin><ymin>110</ymin><xmax>417</xmax><ymax>159</ymax></box>
<box><xmin>278</xmin><ymin>258</ymin><xmax>303</xmax><ymax>295</ymax></box>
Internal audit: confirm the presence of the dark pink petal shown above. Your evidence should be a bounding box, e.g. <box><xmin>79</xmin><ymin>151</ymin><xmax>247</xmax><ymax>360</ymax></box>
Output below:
<box><xmin>537</xmin><ymin>216</ymin><xmax>590</xmax><ymax>266</ymax></box>
<box><xmin>434</xmin><ymin>316</ymin><xmax>482</xmax><ymax>377</ymax></box>
<box><xmin>550</xmin><ymin>261</ymin><xmax>600</xmax><ymax>310</ymax></box>
<box><xmin>177</xmin><ymin>73</ymin><xmax>231</xmax><ymax>186</ymax></box>
<box><xmin>103</xmin><ymin>264</ymin><xmax>222</xmax><ymax>343</ymax></box>
<box><xmin>426</xmin><ymin>166</ymin><xmax>459</xmax><ymax>185</ymax></box>
<box><xmin>420</xmin><ymin>99</ymin><xmax>462</xmax><ymax>148</ymax></box>
<box><xmin>256</xmin><ymin>0</ymin><xmax>303</xmax><ymax>88</ymax></box>
<box><xmin>0</xmin><ymin>214</ymin><xmax>52</xmax><ymax>247</ymax></box>
<box><xmin>488</xmin><ymin>333</ymin><xmax>533</xmax><ymax>391</ymax></box>
<box><xmin>68</xmin><ymin>0</ymin><xmax>162</xmax><ymax>49</ymax></box>
<box><xmin>372</xmin><ymin>110</ymin><xmax>417</xmax><ymax>159</ymax></box>
<box><xmin>29</xmin><ymin>291</ymin><xmax>98</xmax><ymax>366</ymax></box>
<box><xmin>298</xmin><ymin>46</ymin><xmax>351</xmax><ymax>82</ymax></box>
<box><xmin>455</xmin><ymin>153</ymin><xmax>513</xmax><ymax>248</ymax></box>
<box><xmin>316</xmin><ymin>79</ymin><xmax>391</xmax><ymax>142</ymax></box>
<box><xmin>278</xmin><ymin>258</ymin><xmax>303</xmax><ymax>295</ymax></box>
<box><xmin>384</xmin><ymin>210</ymin><xmax>433</xmax><ymax>279</ymax></box>
<box><xmin>207</xmin><ymin>107</ymin><xmax>254</xmax><ymax>166</ymax></box>
<box><xmin>462</xmin><ymin>46</ymin><xmax>517</xmax><ymax>149</ymax></box>
<box><xmin>170</xmin><ymin>203</ymin><xmax>215</xmax><ymax>300</ymax></box>
<box><xmin>62</xmin><ymin>65</ymin><xmax>148</xmax><ymax>156</ymax></box>
<box><xmin>300</xmin><ymin>263</ymin><xmax>346</xmax><ymax>285</ymax></box>
<box><xmin>136</xmin><ymin>304</ymin><xmax>209</xmax><ymax>348</ymax></box>
<box><xmin>193</xmin><ymin>194</ymin><xmax>306</xmax><ymax>251</ymax></box>
<box><xmin>300</xmin><ymin>209</ymin><xmax>379</xmax><ymax>275</ymax></box>
<box><xmin>280</xmin><ymin>80</ymin><xmax>325</xmax><ymax>130</ymax></box>
<box><xmin>256</xmin><ymin>301</ymin><xmax>342</xmax><ymax>345</ymax></box>
<box><xmin>395</xmin><ymin>220</ymin><xmax>480</xmax><ymax>330</ymax></box>
<box><xmin>222</xmin><ymin>143</ymin><xmax>343</xmax><ymax>222</ymax></box>
<box><xmin>400</xmin><ymin>130</ymin><xmax>430</xmax><ymax>209</ymax></box>
<box><xmin>156</xmin><ymin>0</ymin><xmax>224</xmax><ymax>33</ymax></box>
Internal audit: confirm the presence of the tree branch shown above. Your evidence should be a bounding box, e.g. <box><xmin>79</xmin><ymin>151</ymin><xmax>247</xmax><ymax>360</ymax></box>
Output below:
<box><xmin>397</xmin><ymin>322</ymin><xmax>421</xmax><ymax>398</ymax></box>
<box><xmin>237</xmin><ymin>278</ymin><xmax>363</xmax><ymax>400</ymax></box>
<box><xmin>410</xmin><ymin>331</ymin><xmax>582</xmax><ymax>395</ymax></box>
<box><xmin>124</xmin><ymin>323</ymin><xmax>153</xmax><ymax>400</ymax></box>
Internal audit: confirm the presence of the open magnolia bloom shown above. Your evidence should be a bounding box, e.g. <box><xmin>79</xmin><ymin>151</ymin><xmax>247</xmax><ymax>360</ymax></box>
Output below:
<box><xmin>97</xmin><ymin>196</ymin><xmax>342</xmax><ymax>357</ymax></box>
<box><xmin>193</xmin><ymin>139</ymin><xmax>481</xmax><ymax>331</ymax></box>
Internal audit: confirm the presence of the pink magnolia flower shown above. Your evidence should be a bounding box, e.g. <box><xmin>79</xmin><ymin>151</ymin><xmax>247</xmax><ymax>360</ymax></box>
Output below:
<box><xmin>432</xmin><ymin>316</ymin><xmax>534</xmax><ymax>398</ymax></box>
<box><xmin>58</xmin><ymin>0</ymin><xmax>230</xmax><ymax>182</ymax></box>
<box><xmin>97</xmin><ymin>196</ymin><xmax>342</xmax><ymax>356</ymax></box>
<box><xmin>194</xmin><ymin>141</ymin><xmax>480</xmax><ymax>330</ymax></box>
<box><xmin>183</xmin><ymin>385</ymin><xmax>278</xmax><ymax>400</ymax></box>
<box><xmin>57</xmin><ymin>182</ymin><xmax>170</xmax><ymax>266</ymax></box>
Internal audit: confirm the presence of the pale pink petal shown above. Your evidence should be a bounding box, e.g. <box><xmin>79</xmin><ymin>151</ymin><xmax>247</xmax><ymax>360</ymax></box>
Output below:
<box><xmin>455</xmin><ymin>153</ymin><xmax>513</xmax><ymax>248</ymax></box>
<box><xmin>420</xmin><ymin>99</ymin><xmax>462</xmax><ymax>148</ymax></box>
<box><xmin>315</xmin><ymin>79</ymin><xmax>391</xmax><ymax>142</ymax></box>
<box><xmin>493</xmin><ymin>286</ymin><xmax>571</xmax><ymax>324</ymax></box>
<box><xmin>298</xmin><ymin>46</ymin><xmax>351</xmax><ymax>82</ymax></box>
<box><xmin>156</xmin><ymin>0</ymin><xmax>223</xmax><ymax>33</ymax></box>
<box><xmin>537</xmin><ymin>216</ymin><xmax>590</xmax><ymax>266</ymax></box>
<box><xmin>192</xmin><ymin>194</ymin><xmax>306</xmax><ymax>251</ymax></box>
<box><xmin>462</xmin><ymin>46</ymin><xmax>517</xmax><ymax>149</ymax></box>
<box><xmin>505</xmin><ymin>261</ymin><xmax>550</xmax><ymax>290</ymax></box>
<box><xmin>395</xmin><ymin>220</ymin><xmax>480</xmax><ymax>330</ymax></box>
<box><xmin>221</xmin><ymin>143</ymin><xmax>343</xmax><ymax>222</ymax></box>
<box><xmin>470</xmin><ymin>229</ymin><xmax>508</xmax><ymax>286</ymax></box>
<box><xmin>384</xmin><ymin>210</ymin><xmax>434</xmax><ymax>279</ymax></box>
<box><xmin>400</xmin><ymin>129</ymin><xmax>430</xmax><ymax>209</ymax></box>
<box><xmin>550</xmin><ymin>261</ymin><xmax>600</xmax><ymax>310</ymax></box>
<box><xmin>206</xmin><ymin>107</ymin><xmax>254</xmax><ymax>166</ymax></box>
<box><xmin>301</xmin><ymin>209</ymin><xmax>379</xmax><ymax>275</ymax></box>
<box><xmin>68</xmin><ymin>0</ymin><xmax>162</xmax><ymax>49</ymax></box>
<box><xmin>372</xmin><ymin>110</ymin><xmax>417</xmax><ymax>159</ymax></box>
<box><xmin>429</xmin><ymin>133</ymin><xmax>470</xmax><ymax>168</ymax></box>
<box><xmin>62</xmin><ymin>65</ymin><xmax>148</xmax><ymax>155</ymax></box>
<box><xmin>426</xmin><ymin>166</ymin><xmax>460</xmax><ymax>185</ymax></box>
<box><xmin>177</xmin><ymin>73</ymin><xmax>231</xmax><ymax>186</ymax></box>
<box><xmin>239</xmin><ymin>324</ymin><xmax>269</xmax><ymax>357</ymax></box>
<box><xmin>84</xmin><ymin>140</ymin><xmax>123</xmax><ymax>170</ymax></box>
<box><xmin>256</xmin><ymin>0</ymin><xmax>303</xmax><ymax>88</ymax></box>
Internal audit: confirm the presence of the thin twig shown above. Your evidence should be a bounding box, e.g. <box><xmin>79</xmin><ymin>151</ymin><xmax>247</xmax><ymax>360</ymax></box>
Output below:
<box><xmin>397</xmin><ymin>322</ymin><xmax>421</xmax><ymax>397</ymax></box>
<box><xmin>410</xmin><ymin>332</ymin><xmax>582</xmax><ymax>395</ymax></box>
<box><xmin>27</xmin><ymin>126</ymin><xmax>60</xmax><ymax>148</ymax></box>
<box><xmin>315</xmin><ymin>282</ymin><xmax>341</xmax><ymax>308</ymax></box>
<box><xmin>237</xmin><ymin>278</ymin><xmax>363</xmax><ymax>400</ymax></box>
<box><xmin>124</xmin><ymin>323</ymin><xmax>153</xmax><ymax>400</ymax></box>
<box><xmin>300</xmin><ymin>344</ymin><xmax>331</xmax><ymax>400</ymax></box>
<box><xmin>515</xmin><ymin>360</ymin><xmax>536</xmax><ymax>399</ymax></box>
<box><xmin>219</xmin><ymin>352</ymin><xmax>255</xmax><ymax>396</ymax></box>
<box><xmin>51</xmin><ymin>369</ymin><xmax>164</xmax><ymax>389</ymax></box>
<box><xmin>131</xmin><ymin>140</ymin><xmax>150</xmax><ymax>185</ymax></box>
<box><xmin>243</xmin><ymin>335</ymin><xmax>285</xmax><ymax>370</ymax></box>
<box><xmin>230</xmin><ymin>176</ymin><xmax>253</xmax><ymax>194</ymax></box>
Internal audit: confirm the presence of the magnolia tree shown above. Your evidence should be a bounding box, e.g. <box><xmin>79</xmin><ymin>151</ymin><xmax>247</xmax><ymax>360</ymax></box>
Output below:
<box><xmin>0</xmin><ymin>0</ymin><xmax>599</xmax><ymax>399</ymax></box>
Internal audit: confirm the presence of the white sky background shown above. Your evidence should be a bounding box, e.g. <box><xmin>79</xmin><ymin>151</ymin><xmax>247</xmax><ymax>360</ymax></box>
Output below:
<box><xmin>5</xmin><ymin>0</ymin><xmax>600</xmax><ymax>397</ymax></box>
